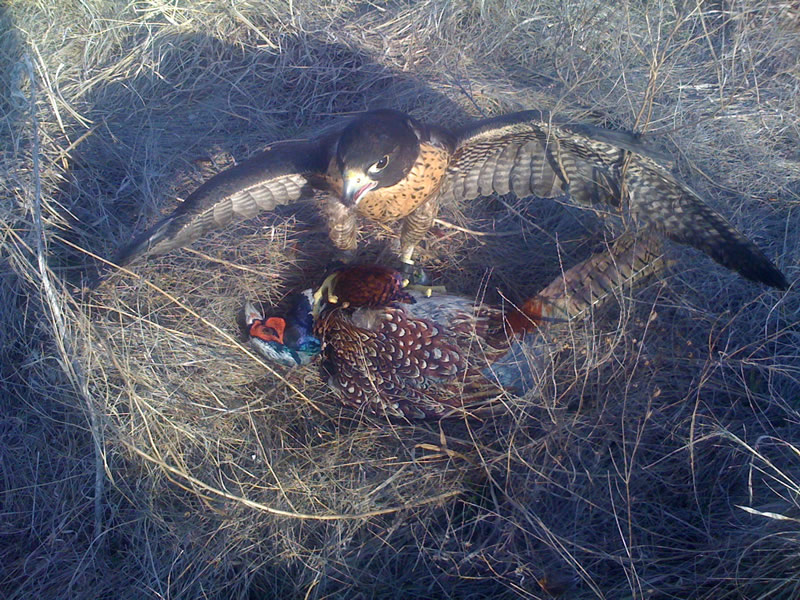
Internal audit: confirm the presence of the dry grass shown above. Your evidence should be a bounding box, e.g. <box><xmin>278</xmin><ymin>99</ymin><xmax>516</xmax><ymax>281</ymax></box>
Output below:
<box><xmin>1</xmin><ymin>1</ymin><xmax>799</xmax><ymax>598</ymax></box>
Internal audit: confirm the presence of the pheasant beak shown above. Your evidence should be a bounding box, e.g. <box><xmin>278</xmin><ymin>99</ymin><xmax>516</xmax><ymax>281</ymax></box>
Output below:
<box><xmin>341</xmin><ymin>169</ymin><xmax>376</xmax><ymax>206</ymax></box>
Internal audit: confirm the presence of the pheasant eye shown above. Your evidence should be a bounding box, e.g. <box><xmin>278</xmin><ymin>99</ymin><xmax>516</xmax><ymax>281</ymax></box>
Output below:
<box><xmin>369</xmin><ymin>155</ymin><xmax>390</xmax><ymax>174</ymax></box>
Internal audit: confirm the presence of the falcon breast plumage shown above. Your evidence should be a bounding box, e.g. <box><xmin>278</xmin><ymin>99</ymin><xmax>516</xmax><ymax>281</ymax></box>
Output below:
<box><xmin>116</xmin><ymin>108</ymin><xmax>788</xmax><ymax>290</ymax></box>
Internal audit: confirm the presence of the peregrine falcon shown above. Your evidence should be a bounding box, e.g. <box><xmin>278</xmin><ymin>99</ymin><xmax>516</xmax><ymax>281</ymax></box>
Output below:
<box><xmin>116</xmin><ymin>109</ymin><xmax>788</xmax><ymax>289</ymax></box>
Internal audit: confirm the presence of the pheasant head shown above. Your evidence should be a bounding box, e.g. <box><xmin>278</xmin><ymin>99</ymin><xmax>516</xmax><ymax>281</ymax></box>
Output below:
<box><xmin>245</xmin><ymin>295</ymin><xmax>321</xmax><ymax>367</ymax></box>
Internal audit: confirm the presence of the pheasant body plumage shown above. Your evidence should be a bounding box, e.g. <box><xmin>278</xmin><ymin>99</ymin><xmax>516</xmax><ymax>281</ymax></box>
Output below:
<box><xmin>315</xmin><ymin>287</ymin><xmax>520</xmax><ymax>418</ymax></box>
<box><xmin>248</xmin><ymin>233</ymin><xmax>668</xmax><ymax>419</ymax></box>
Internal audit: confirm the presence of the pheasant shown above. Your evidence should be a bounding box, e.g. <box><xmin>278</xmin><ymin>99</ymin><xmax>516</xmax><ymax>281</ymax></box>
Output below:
<box><xmin>247</xmin><ymin>233</ymin><xmax>666</xmax><ymax>419</ymax></box>
<box><xmin>116</xmin><ymin>109</ymin><xmax>787</xmax><ymax>290</ymax></box>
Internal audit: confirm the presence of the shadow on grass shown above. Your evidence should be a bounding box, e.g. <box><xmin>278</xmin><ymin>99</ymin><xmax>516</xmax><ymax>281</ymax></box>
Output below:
<box><xmin>48</xmin><ymin>31</ymin><xmax>470</xmax><ymax>287</ymax></box>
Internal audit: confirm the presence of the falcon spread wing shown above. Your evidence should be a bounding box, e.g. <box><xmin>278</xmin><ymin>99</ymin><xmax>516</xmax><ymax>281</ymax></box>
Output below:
<box><xmin>115</xmin><ymin>133</ymin><xmax>339</xmax><ymax>266</ymax></box>
<box><xmin>113</xmin><ymin>109</ymin><xmax>787</xmax><ymax>290</ymax></box>
<box><xmin>441</xmin><ymin>111</ymin><xmax>787</xmax><ymax>289</ymax></box>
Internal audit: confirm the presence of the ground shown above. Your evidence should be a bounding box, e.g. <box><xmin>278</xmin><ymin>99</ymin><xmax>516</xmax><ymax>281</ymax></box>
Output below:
<box><xmin>1</xmin><ymin>1</ymin><xmax>799</xmax><ymax>598</ymax></box>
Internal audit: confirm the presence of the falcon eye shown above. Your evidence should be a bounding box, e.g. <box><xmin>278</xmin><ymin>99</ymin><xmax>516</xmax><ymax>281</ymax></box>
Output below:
<box><xmin>368</xmin><ymin>155</ymin><xmax>390</xmax><ymax>174</ymax></box>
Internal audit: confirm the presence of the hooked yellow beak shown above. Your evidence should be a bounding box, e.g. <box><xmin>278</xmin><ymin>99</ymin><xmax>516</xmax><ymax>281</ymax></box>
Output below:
<box><xmin>341</xmin><ymin>169</ymin><xmax>376</xmax><ymax>206</ymax></box>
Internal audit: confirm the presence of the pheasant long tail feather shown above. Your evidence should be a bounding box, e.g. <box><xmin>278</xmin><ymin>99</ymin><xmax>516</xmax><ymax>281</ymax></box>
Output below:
<box><xmin>507</xmin><ymin>232</ymin><xmax>666</xmax><ymax>333</ymax></box>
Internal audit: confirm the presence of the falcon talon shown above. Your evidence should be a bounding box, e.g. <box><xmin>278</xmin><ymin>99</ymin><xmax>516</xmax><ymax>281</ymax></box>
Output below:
<box><xmin>117</xmin><ymin>109</ymin><xmax>787</xmax><ymax>290</ymax></box>
<box><xmin>312</xmin><ymin>271</ymin><xmax>342</xmax><ymax>318</ymax></box>
<box><xmin>311</xmin><ymin>289</ymin><xmax>325</xmax><ymax>319</ymax></box>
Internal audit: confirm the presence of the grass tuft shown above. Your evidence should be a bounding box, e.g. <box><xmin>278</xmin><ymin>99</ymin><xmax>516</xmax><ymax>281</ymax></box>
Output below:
<box><xmin>1</xmin><ymin>1</ymin><xmax>798</xmax><ymax>598</ymax></box>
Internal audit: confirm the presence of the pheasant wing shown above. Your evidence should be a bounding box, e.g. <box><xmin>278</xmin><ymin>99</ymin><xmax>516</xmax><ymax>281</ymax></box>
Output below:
<box><xmin>441</xmin><ymin>111</ymin><xmax>786</xmax><ymax>289</ymax></box>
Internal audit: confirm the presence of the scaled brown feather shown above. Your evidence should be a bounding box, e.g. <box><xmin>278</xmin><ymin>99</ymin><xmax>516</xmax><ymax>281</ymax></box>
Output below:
<box><xmin>250</xmin><ymin>233</ymin><xmax>668</xmax><ymax>419</ymax></box>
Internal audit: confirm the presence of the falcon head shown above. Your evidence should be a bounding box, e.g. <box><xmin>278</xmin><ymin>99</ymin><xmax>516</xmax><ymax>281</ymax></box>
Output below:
<box><xmin>336</xmin><ymin>109</ymin><xmax>421</xmax><ymax>207</ymax></box>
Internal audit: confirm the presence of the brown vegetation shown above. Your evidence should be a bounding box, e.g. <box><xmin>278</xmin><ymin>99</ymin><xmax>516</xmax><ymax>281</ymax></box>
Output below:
<box><xmin>1</xmin><ymin>1</ymin><xmax>798</xmax><ymax>598</ymax></box>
